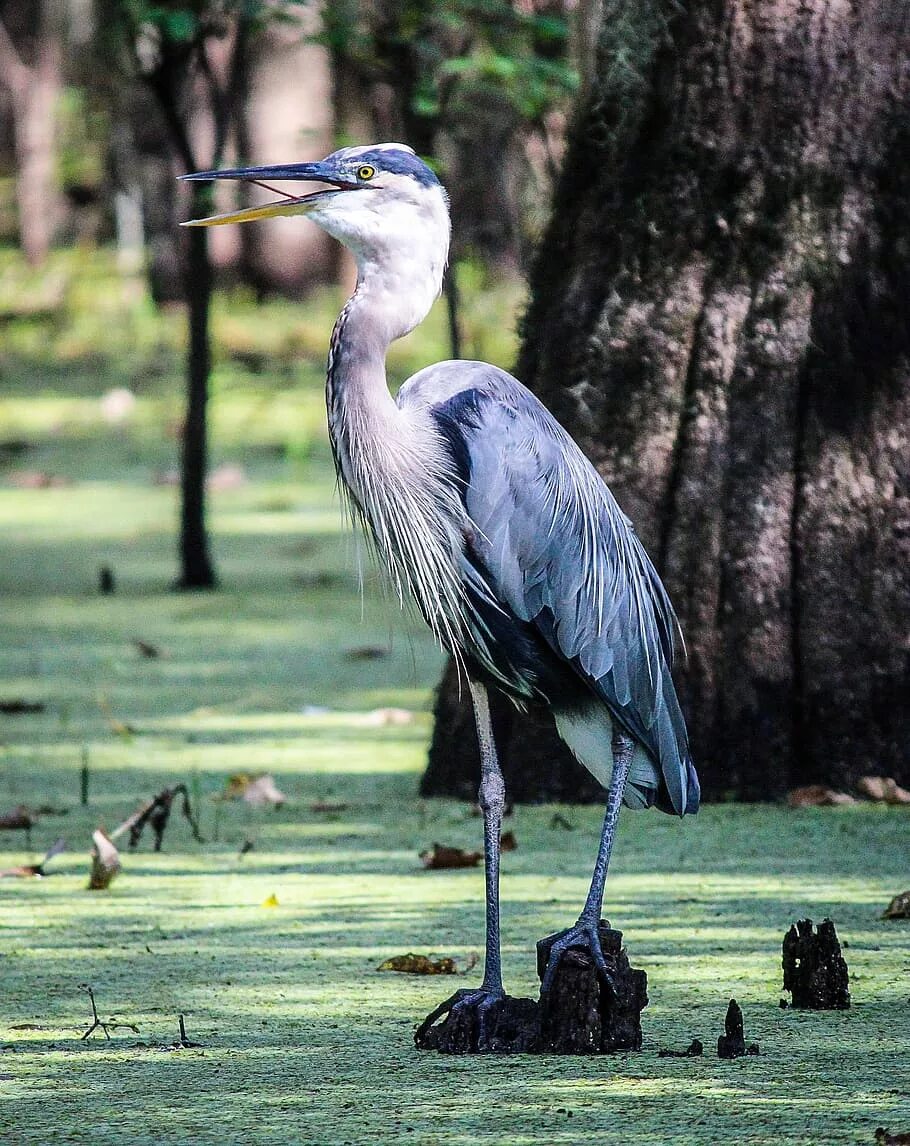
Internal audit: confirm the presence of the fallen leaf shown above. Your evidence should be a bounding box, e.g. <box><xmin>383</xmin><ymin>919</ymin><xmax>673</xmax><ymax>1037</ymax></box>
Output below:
<box><xmin>0</xmin><ymin>836</ymin><xmax>66</xmax><ymax>879</ymax></box>
<box><xmin>858</xmin><ymin>776</ymin><xmax>910</xmax><ymax>804</ymax></box>
<box><xmin>0</xmin><ymin>699</ymin><xmax>45</xmax><ymax>714</ymax></box>
<box><xmin>0</xmin><ymin>805</ymin><xmax>34</xmax><ymax>831</ymax></box>
<box><xmin>882</xmin><ymin>890</ymin><xmax>910</xmax><ymax>920</ymax></box>
<box><xmin>88</xmin><ymin>829</ymin><xmax>121</xmax><ymax>890</ymax></box>
<box><xmin>220</xmin><ymin>772</ymin><xmax>286</xmax><ymax>806</ymax></box>
<box><xmin>376</xmin><ymin>953</ymin><xmax>458</xmax><ymax>975</ymax></box>
<box><xmin>242</xmin><ymin>775</ymin><xmax>286</xmax><ymax>807</ymax></box>
<box><xmin>261</xmin><ymin>893</ymin><xmax>279</xmax><ymax>908</ymax></box>
<box><xmin>0</xmin><ymin>864</ymin><xmax>43</xmax><ymax>879</ymax></box>
<box><xmin>787</xmin><ymin>785</ymin><xmax>856</xmax><ymax>807</ymax></box>
<box><xmin>500</xmin><ymin>830</ymin><xmax>518</xmax><ymax>851</ymax></box>
<box><xmin>420</xmin><ymin>843</ymin><xmax>482</xmax><ymax>870</ymax></box>
<box><xmin>344</xmin><ymin>645</ymin><xmax>389</xmax><ymax>661</ymax></box>
<box><xmin>132</xmin><ymin>639</ymin><xmax>162</xmax><ymax>659</ymax></box>
<box><xmin>309</xmin><ymin>801</ymin><xmax>349</xmax><ymax>814</ymax></box>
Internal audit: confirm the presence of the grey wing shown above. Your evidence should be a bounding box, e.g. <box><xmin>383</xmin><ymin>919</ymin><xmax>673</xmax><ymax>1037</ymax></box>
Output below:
<box><xmin>434</xmin><ymin>370</ymin><xmax>696</xmax><ymax>815</ymax></box>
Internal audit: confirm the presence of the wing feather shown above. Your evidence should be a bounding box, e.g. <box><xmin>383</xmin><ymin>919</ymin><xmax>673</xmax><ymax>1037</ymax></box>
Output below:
<box><xmin>426</xmin><ymin>368</ymin><xmax>697</xmax><ymax>815</ymax></box>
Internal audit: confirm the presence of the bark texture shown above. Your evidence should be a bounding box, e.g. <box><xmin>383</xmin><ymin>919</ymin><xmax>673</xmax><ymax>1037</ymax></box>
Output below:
<box><xmin>423</xmin><ymin>0</ymin><xmax>910</xmax><ymax>801</ymax></box>
<box><xmin>0</xmin><ymin>0</ymin><xmax>64</xmax><ymax>265</ymax></box>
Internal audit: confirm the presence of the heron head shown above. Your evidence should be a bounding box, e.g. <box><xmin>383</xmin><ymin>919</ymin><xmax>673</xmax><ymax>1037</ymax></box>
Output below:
<box><xmin>180</xmin><ymin>143</ymin><xmax>450</xmax><ymax>275</ymax></box>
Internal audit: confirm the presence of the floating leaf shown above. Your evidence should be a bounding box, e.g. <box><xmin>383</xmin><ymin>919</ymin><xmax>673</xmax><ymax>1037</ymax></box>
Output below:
<box><xmin>787</xmin><ymin>785</ymin><xmax>855</xmax><ymax>807</ymax></box>
<box><xmin>261</xmin><ymin>893</ymin><xmax>279</xmax><ymax>908</ymax></box>
<box><xmin>344</xmin><ymin>645</ymin><xmax>388</xmax><ymax>661</ymax></box>
<box><xmin>0</xmin><ymin>805</ymin><xmax>33</xmax><ymax>831</ymax></box>
<box><xmin>221</xmin><ymin>773</ymin><xmax>286</xmax><ymax>806</ymax></box>
<box><xmin>377</xmin><ymin>953</ymin><xmax>458</xmax><ymax>975</ymax></box>
<box><xmin>0</xmin><ymin>699</ymin><xmax>45</xmax><ymax>714</ymax></box>
<box><xmin>882</xmin><ymin>890</ymin><xmax>910</xmax><ymax>920</ymax></box>
<box><xmin>242</xmin><ymin>775</ymin><xmax>286</xmax><ymax>807</ymax></box>
<box><xmin>858</xmin><ymin>776</ymin><xmax>910</xmax><ymax>804</ymax></box>
<box><xmin>419</xmin><ymin>843</ymin><xmax>482</xmax><ymax>870</ymax></box>
<box><xmin>132</xmin><ymin>639</ymin><xmax>162</xmax><ymax>659</ymax></box>
<box><xmin>1</xmin><ymin>836</ymin><xmax>66</xmax><ymax>879</ymax></box>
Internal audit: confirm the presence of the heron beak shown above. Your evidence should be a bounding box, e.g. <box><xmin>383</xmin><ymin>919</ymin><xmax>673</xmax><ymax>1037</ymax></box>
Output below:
<box><xmin>178</xmin><ymin>161</ymin><xmax>355</xmax><ymax>227</ymax></box>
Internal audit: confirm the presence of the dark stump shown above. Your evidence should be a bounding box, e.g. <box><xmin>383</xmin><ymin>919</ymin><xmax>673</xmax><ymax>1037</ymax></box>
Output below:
<box><xmin>537</xmin><ymin>923</ymin><xmax>648</xmax><ymax>1054</ymax></box>
<box><xmin>415</xmin><ymin>922</ymin><xmax>648</xmax><ymax>1055</ymax></box>
<box><xmin>717</xmin><ymin>999</ymin><xmax>759</xmax><ymax>1058</ymax></box>
<box><xmin>414</xmin><ymin>994</ymin><xmax>541</xmax><ymax>1054</ymax></box>
<box><xmin>782</xmin><ymin>918</ymin><xmax>850</xmax><ymax>1009</ymax></box>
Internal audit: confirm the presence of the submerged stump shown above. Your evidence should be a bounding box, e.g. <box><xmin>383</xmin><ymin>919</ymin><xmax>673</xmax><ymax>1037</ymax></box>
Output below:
<box><xmin>415</xmin><ymin>922</ymin><xmax>648</xmax><ymax>1055</ymax></box>
<box><xmin>537</xmin><ymin>924</ymin><xmax>648</xmax><ymax>1054</ymax></box>
<box><xmin>717</xmin><ymin>999</ymin><xmax>759</xmax><ymax>1058</ymax></box>
<box><xmin>782</xmin><ymin>918</ymin><xmax>850</xmax><ymax>1009</ymax></box>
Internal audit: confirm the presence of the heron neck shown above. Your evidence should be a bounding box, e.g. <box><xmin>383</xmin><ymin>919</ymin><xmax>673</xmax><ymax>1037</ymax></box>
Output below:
<box><xmin>325</xmin><ymin>255</ymin><xmax>440</xmax><ymax>447</ymax></box>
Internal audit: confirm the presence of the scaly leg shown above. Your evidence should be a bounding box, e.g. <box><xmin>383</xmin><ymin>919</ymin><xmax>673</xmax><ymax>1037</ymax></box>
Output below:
<box><xmin>541</xmin><ymin>728</ymin><xmax>636</xmax><ymax>993</ymax></box>
<box><xmin>415</xmin><ymin>679</ymin><xmax>506</xmax><ymax>1044</ymax></box>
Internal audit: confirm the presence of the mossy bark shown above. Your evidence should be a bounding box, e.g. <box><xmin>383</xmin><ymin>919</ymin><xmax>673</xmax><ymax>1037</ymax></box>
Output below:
<box><xmin>423</xmin><ymin>0</ymin><xmax>910</xmax><ymax>802</ymax></box>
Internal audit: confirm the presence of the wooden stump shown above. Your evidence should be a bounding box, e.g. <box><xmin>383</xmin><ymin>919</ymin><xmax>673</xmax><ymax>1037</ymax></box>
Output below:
<box><xmin>717</xmin><ymin>998</ymin><xmax>759</xmax><ymax>1058</ymax></box>
<box><xmin>415</xmin><ymin>922</ymin><xmax>648</xmax><ymax>1055</ymax></box>
<box><xmin>537</xmin><ymin>923</ymin><xmax>648</xmax><ymax>1054</ymax></box>
<box><xmin>414</xmin><ymin>994</ymin><xmax>540</xmax><ymax>1054</ymax></box>
<box><xmin>782</xmin><ymin>918</ymin><xmax>850</xmax><ymax>1009</ymax></box>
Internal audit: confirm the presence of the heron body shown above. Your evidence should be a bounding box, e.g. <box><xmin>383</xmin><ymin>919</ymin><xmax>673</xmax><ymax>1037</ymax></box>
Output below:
<box><xmin>182</xmin><ymin>144</ymin><xmax>699</xmax><ymax>1020</ymax></box>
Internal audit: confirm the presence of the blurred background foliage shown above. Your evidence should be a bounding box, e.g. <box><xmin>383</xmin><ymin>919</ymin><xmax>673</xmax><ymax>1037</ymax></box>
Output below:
<box><xmin>0</xmin><ymin>0</ymin><xmax>581</xmax><ymax>280</ymax></box>
<box><xmin>0</xmin><ymin>0</ymin><xmax>579</xmax><ymax>588</ymax></box>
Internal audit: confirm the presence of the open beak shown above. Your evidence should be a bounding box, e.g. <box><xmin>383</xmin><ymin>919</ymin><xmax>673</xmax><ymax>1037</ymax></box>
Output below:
<box><xmin>178</xmin><ymin>161</ymin><xmax>356</xmax><ymax>227</ymax></box>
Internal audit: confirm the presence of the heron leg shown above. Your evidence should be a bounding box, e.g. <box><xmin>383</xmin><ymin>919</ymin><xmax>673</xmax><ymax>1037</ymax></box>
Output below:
<box><xmin>541</xmin><ymin>728</ymin><xmax>635</xmax><ymax>994</ymax></box>
<box><xmin>414</xmin><ymin>680</ymin><xmax>506</xmax><ymax>1049</ymax></box>
<box><xmin>470</xmin><ymin>678</ymin><xmax>507</xmax><ymax>995</ymax></box>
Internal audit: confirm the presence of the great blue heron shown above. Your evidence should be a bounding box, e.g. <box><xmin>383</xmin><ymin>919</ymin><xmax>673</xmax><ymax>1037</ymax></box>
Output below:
<box><xmin>181</xmin><ymin>143</ymin><xmax>699</xmax><ymax>1033</ymax></box>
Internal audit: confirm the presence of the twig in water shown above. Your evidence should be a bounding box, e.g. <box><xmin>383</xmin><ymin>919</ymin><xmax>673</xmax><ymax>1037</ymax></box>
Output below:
<box><xmin>175</xmin><ymin>1014</ymin><xmax>202</xmax><ymax>1049</ymax></box>
<box><xmin>79</xmin><ymin>984</ymin><xmax>111</xmax><ymax>1040</ymax></box>
<box><xmin>110</xmin><ymin>783</ymin><xmax>204</xmax><ymax>851</ymax></box>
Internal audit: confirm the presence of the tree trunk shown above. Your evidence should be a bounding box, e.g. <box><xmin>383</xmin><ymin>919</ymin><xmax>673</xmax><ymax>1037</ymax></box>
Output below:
<box><xmin>422</xmin><ymin>0</ymin><xmax>910</xmax><ymax>802</ymax></box>
<box><xmin>0</xmin><ymin>0</ymin><xmax>63</xmax><ymax>265</ymax></box>
<box><xmin>177</xmin><ymin>185</ymin><xmax>218</xmax><ymax>591</ymax></box>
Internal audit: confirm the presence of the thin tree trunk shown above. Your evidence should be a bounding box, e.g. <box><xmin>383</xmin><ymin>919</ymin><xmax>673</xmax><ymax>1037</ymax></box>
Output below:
<box><xmin>0</xmin><ymin>2</ymin><xmax>63</xmax><ymax>265</ymax></box>
<box><xmin>423</xmin><ymin>0</ymin><xmax>910</xmax><ymax>801</ymax></box>
<box><xmin>177</xmin><ymin>185</ymin><xmax>217</xmax><ymax>590</ymax></box>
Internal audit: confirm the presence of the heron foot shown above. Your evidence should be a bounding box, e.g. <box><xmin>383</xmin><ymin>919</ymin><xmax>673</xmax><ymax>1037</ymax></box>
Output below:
<box><xmin>415</xmin><ymin>987</ymin><xmax>539</xmax><ymax>1054</ymax></box>
<box><xmin>539</xmin><ymin>918</ymin><xmax>618</xmax><ymax>997</ymax></box>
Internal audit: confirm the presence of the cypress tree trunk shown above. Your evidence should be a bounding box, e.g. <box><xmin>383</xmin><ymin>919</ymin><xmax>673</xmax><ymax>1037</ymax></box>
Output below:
<box><xmin>422</xmin><ymin>0</ymin><xmax>910</xmax><ymax>802</ymax></box>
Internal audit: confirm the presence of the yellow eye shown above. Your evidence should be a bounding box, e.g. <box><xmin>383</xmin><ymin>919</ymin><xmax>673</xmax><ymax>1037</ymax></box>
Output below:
<box><xmin>357</xmin><ymin>165</ymin><xmax>375</xmax><ymax>181</ymax></box>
